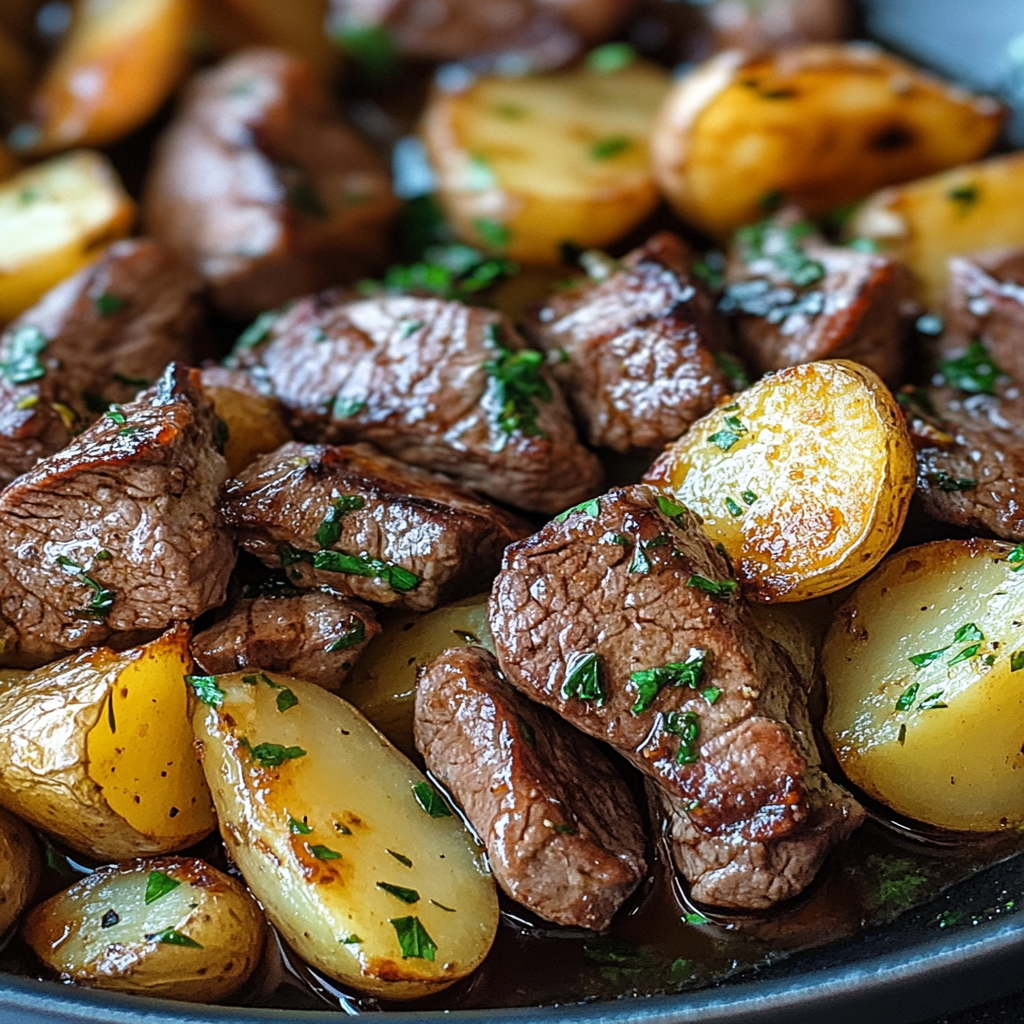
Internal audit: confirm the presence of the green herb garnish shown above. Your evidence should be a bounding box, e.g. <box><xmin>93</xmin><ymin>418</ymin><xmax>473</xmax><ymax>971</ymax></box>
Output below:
<box><xmin>413</xmin><ymin>781</ymin><xmax>452</xmax><ymax>818</ymax></box>
<box><xmin>725</xmin><ymin>496</ymin><xmax>744</xmax><ymax>517</ymax></box>
<box><xmin>147</xmin><ymin>928</ymin><xmax>203</xmax><ymax>949</ymax></box>
<box><xmin>331</xmin><ymin>20</ymin><xmax>398</xmax><ymax>82</ymax></box>
<box><xmin>309</xmin><ymin>844</ymin><xmax>341</xmax><ymax>860</ymax></box>
<box><xmin>186</xmin><ymin>675</ymin><xmax>225</xmax><ymax>707</ymax></box>
<box><xmin>947</xmin><ymin>645</ymin><xmax>981</xmax><ymax>667</ymax></box>
<box><xmin>1012</xmin><ymin>651</ymin><xmax>1024</xmax><ymax>672</ymax></box>
<box><xmin>289</xmin><ymin>817</ymin><xmax>312</xmax><ymax>834</ymax></box>
<box><xmin>234</xmin><ymin>309</ymin><xmax>278</xmax><ymax>351</ymax></box>
<box><xmin>377</xmin><ymin>882</ymin><xmax>420</xmax><ymax>903</ymax></box>
<box><xmin>655</xmin><ymin>495</ymin><xmax>687</xmax><ymax>519</ymax></box>
<box><xmin>895</xmin><ymin>682</ymin><xmax>919</xmax><ymax>710</ymax></box>
<box><xmin>701</xmin><ymin>687</ymin><xmax>722</xmax><ymax>705</ymax></box>
<box><xmin>561</xmin><ymin>652</ymin><xmax>604</xmax><ymax>705</ymax></box>
<box><xmin>664</xmin><ymin>711</ymin><xmax>701</xmax><ymax>764</ymax></box>
<box><xmin>387</xmin><ymin>849</ymin><xmax>412</xmax><ymax>867</ymax></box>
<box><xmin>326</xmin><ymin>618</ymin><xmax>366</xmax><ymax>652</ymax></box>
<box><xmin>930</xmin><ymin>471</ymin><xmax>976</xmax><ymax>492</ymax></box>
<box><xmin>1007</xmin><ymin>545</ymin><xmax>1024</xmax><ymax>570</ymax></box>
<box><xmin>144</xmin><ymin>871</ymin><xmax>180</xmax><ymax>905</ymax></box>
<box><xmin>243</xmin><ymin>740</ymin><xmax>306</xmax><ymax>768</ymax></box>
<box><xmin>908</xmin><ymin>648</ymin><xmax>948</xmax><ymax>668</ymax></box>
<box><xmin>589</xmin><ymin>136</ymin><xmax>632</xmax><ymax>160</ymax></box>
<box><xmin>687</xmin><ymin>575</ymin><xmax>737</xmax><ymax>598</ymax></box>
<box><xmin>474</xmin><ymin>217</ymin><xmax>511</xmax><ymax>250</ymax></box>
<box><xmin>390</xmin><ymin>916</ymin><xmax>436</xmax><ymax>961</ymax></box>
<box><xmin>555</xmin><ymin>498</ymin><xmax>600</xmax><ymax>523</ymax></box>
<box><xmin>94</xmin><ymin>292</ymin><xmax>127</xmax><ymax>317</ymax></box>
<box><xmin>629</xmin><ymin>649</ymin><xmax>707</xmax><ymax>715</ymax></box>
<box><xmin>939</xmin><ymin>339</ymin><xmax>1005</xmax><ymax>395</ymax></box>
<box><xmin>586</xmin><ymin>42</ymin><xmax>636</xmax><ymax>73</ymax></box>
<box><xmin>315</xmin><ymin>495</ymin><xmax>366</xmax><ymax>549</ymax></box>
<box><xmin>918</xmin><ymin>691</ymin><xmax>948</xmax><ymax>710</ymax></box>
<box><xmin>1</xmin><ymin>325</ymin><xmax>48</xmax><ymax>383</ymax></box>
<box><xmin>483</xmin><ymin>338</ymin><xmax>552</xmax><ymax>439</ymax></box>
<box><xmin>312</xmin><ymin>550</ymin><xmax>420</xmax><ymax>592</ymax></box>
<box><xmin>947</xmin><ymin>183</ymin><xmax>979</xmax><ymax>214</ymax></box>
<box><xmin>953</xmin><ymin>623</ymin><xmax>983</xmax><ymax>643</ymax></box>
<box><xmin>713</xmin><ymin>351</ymin><xmax>751</xmax><ymax>389</ymax></box>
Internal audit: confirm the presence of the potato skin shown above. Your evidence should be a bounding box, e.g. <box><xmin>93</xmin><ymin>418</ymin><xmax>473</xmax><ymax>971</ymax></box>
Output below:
<box><xmin>652</xmin><ymin>44</ymin><xmax>1004</xmax><ymax>239</ymax></box>
<box><xmin>0</xmin><ymin>806</ymin><xmax>39</xmax><ymax>934</ymax></box>
<box><xmin>645</xmin><ymin>360</ymin><xmax>915</xmax><ymax>602</ymax></box>
<box><xmin>23</xmin><ymin>856</ymin><xmax>265</xmax><ymax>1001</ymax></box>
<box><xmin>823</xmin><ymin>540</ymin><xmax>1024</xmax><ymax>832</ymax></box>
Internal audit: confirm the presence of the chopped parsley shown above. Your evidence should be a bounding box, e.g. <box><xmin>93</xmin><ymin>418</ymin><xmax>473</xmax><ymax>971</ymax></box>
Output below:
<box><xmin>687</xmin><ymin>575</ymin><xmax>737</xmax><ymax>598</ymax></box>
<box><xmin>315</xmin><ymin>495</ymin><xmax>366</xmax><ymax>549</ymax></box>
<box><xmin>332</xmin><ymin>395</ymin><xmax>366</xmax><ymax>419</ymax></box>
<box><xmin>1012</xmin><ymin>651</ymin><xmax>1024</xmax><ymax>672</ymax></box>
<box><xmin>917</xmin><ymin>691</ymin><xmax>949</xmax><ymax>710</ymax></box>
<box><xmin>947</xmin><ymin>183</ymin><xmax>979</xmax><ymax>214</ymax></box>
<box><xmin>908</xmin><ymin>648</ymin><xmax>948</xmax><ymax>668</ymax></box>
<box><xmin>241</xmin><ymin>739</ymin><xmax>306</xmax><ymax>768</ymax></box>
<box><xmin>655</xmin><ymin>495</ymin><xmax>687</xmax><ymax>519</ymax></box>
<box><xmin>628</xmin><ymin>540</ymin><xmax>650</xmax><ymax>574</ymax></box>
<box><xmin>309</xmin><ymin>844</ymin><xmax>341</xmax><ymax>861</ymax></box>
<box><xmin>341</xmin><ymin>934</ymin><xmax>363</xmax><ymax>945</ymax></box>
<box><xmin>377</xmin><ymin>882</ymin><xmax>420</xmax><ymax>903</ymax></box>
<box><xmin>326</xmin><ymin>618</ymin><xmax>366</xmax><ymax>652</ymax></box>
<box><xmin>94</xmin><ymin>292</ymin><xmax>127</xmax><ymax>317</ymax></box>
<box><xmin>312</xmin><ymin>550</ymin><xmax>420</xmax><ymax>592</ymax></box>
<box><xmin>735</xmin><ymin>218</ymin><xmax>825</xmax><ymax>287</ymax></box>
<box><xmin>234</xmin><ymin>309</ymin><xmax>278</xmax><ymax>351</ymax></box>
<box><xmin>947</xmin><ymin>645</ymin><xmax>981</xmax><ymax>667</ymax></box>
<box><xmin>895</xmin><ymin>682</ymin><xmax>919</xmax><ymax>710</ymax></box>
<box><xmin>683</xmin><ymin>911</ymin><xmax>710</xmax><ymax>926</ymax></box>
<box><xmin>473</xmin><ymin>217</ymin><xmax>511</xmax><ymax>250</ymax></box>
<box><xmin>629</xmin><ymin>649</ymin><xmax>707</xmax><ymax>715</ymax></box>
<box><xmin>186</xmin><ymin>675</ymin><xmax>225</xmax><ymax>707</ymax></box>
<box><xmin>929</xmin><ymin>471</ymin><xmax>976</xmax><ymax>492</ymax></box>
<box><xmin>364</xmin><ymin>242</ymin><xmax>517</xmax><ymax>302</ymax></box>
<box><xmin>939</xmin><ymin>339</ymin><xmax>1005</xmax><ymax>395</ymax></box>
<box><xmin>146</xmin><ymin>928</ymin><xmax>203</xmax><ymax>949</ymax></box>
<box><xmin>589</xmin><ymin>136</ymin><xmax>632</xmax><ymax>160</ymax></box>
<box><xmin>387</xmin><ymin>849</ymin><xmax>412</xmax><ymax>867</ymax></box>
<box><xmin>1006</xmin><ymin>545</ymin><xmax>1024</xmax><ymax>570</ymax></box>
<box><xmin>483</xmin><ymin>335</ymin><xmax>552</xmax><ymax>438</ymax></box>
<box><xmin>555</xmin><ymin>498</ymin><xmax>599</xmax><ymax>523</ymax></box>
<box><xmin>289</xmin><ymin>817</ymin><xmax>312</xmax><ymax>834</ymax></box>
<box><xmin>390</xmin><ymin>916</ymin><xmax>436</xmax><ymax>961</ymax></box>
<box><xmin>412</xmin><ymin>781</ymin><xmax>452</xmax><ymax>818</ymax></box>
<box><xmin>56</xmin><ymin>554</ymin><xmax>115</xmax><ymax>621</ymax></box>
<box><xmin>725</xmin><ymin>496</ymin><xmax>744</xmax><ymax>517</ymax></box>
<box><xmin>701</xmin><ymin>687</ymin><xmax>722</xmax><ymax>705</ymax></box>
<box><xmin>708</xmin><ymin>415</ymin><xmax>747</xmax><ymax>452</ymax></box>
<box><xmin>664</xmin><ymin>711</ymin><xmax>701</xmax><ymax>764</ymax></box>
<box><xmin>275</xmin><ymin>687</ymin><xmax>299</xmax><ymax>713</ymax></box>
<box><xmin>561</xmin><ymin>652</ymin><xmax>604</xmax><ymax>705</ymax></box>
<box><xmin>144</xmin><ymin>871</ymin><xmax>180</xmax><ymax>905</ymax></box>
<box><xmin>1</xmin><ymin>325</ymin><xmax>48</xmax><ymax>383</ymax></box>
<box><xmin>953</xmin><ymin>623</ymin><xmax>983</xmax><ymax>643</ymax></box>
<box><xmin>586</xmin><ymin>42</ymin><xmax>636</xmax><ymax>73</ymax></box>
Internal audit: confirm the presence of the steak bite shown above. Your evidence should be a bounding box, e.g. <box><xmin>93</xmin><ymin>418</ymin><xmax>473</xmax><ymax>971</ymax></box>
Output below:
<box><xmin>0</xmin><ymin>364</ymin><xmax>235</xmax><ymax>667</ymax></box>
<box><xmin>143</xmin><ymin>48</ymin><xmax>398</xmax><ymax>320</ymax></box>
<box><xmin>0</xmin><ymin>238</ymin><xmax>202</xmax><ymax>485</ymax></box>
<box><xmin>232</xmin><ymin>293</ymin><xmax>603</xmax><ymax>513</ymax></box>
<box><xmin>415</xmin><ymin>645</ymin><xmax>647</xmax><ymax>930</ymax></box>
<box><xmin>524</xmin><ymin>233</ymin><xmax>734</xmax><ymax>452</ymax></box>
<box><xmin>192</xmin><ymin>588</ymin><xmax>379</xmax><ymax>689</ymax></box>
<box><xmin>488</xmin><ymin>485</ymin><xmax>862</xmax><ymax>908</ymax></box>
<box><xmin>222</xmin><ymin>441</ymin><xmax>531</xmax><ymax>611</ymax></box>
<box><xmin>721</xmin><ymin>211</ymin><xmax>906</xmax><ymax>382</ymax></box>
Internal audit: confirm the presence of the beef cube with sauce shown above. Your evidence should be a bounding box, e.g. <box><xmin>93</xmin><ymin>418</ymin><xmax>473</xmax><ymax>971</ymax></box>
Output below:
<box><xmin>415</xmin><ymin>645</ymin><xmax>647</xmax><ymax>930</ymax></box>
<box><xmin>222</xmin><ymin>441</ymin><xmax>531</xmax><ymax>611</ymax></box>
<box><xmin>721</xmin><ymin>210</ymin><xmax>907</xmax><ymax>382</ymax></box>
<box><xmin>524</xmin><ymin>233</ymin><xmax>735</xmax><ymax>452</ymax></box>
<box><xmin>0</xmin><ymin>238</ymin><xmax>202</xmax><ymax>486</ymax></box>
<box><xmin>230</xmin><ymin>292</ymin><xmax>603</xmax><ymax>514</ymax></box>
<box><xmin>488</xmin><ymin>485</ymin><xmax>862</xmax><ymax>909</ymax></box>
<box><xmin>0</xmin><ymin>364</ymin><xmax>235</xmax><ymax>667</ymax></box>
<box><xmin>192</xmin><ymin>588</ymin><xmax>379</xmax><ymax>689</ymax></box>
<box><xmin>143</xmin><ymin>48</ymin><xmax>398</xmax><ymax>320</ymax></box>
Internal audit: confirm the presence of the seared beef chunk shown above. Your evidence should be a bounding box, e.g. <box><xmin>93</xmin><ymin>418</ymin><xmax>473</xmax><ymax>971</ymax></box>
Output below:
<box><xmin>222</xmin><ymin>441</ymin><xmax>531</xmax><ymax>611</ymax></box>
<box><xmin>232</xmin><ymin>293</ymin><xmax>603</xmax><ymax>513</ymax></box>
<box><xmin>143</xmin><ymin>48</ymin><xmax>397</xmax><ymax>320</ymax></box>
<box><xmin>330</xmin><ymin>0</ymin><xmax>633</xmax><ymax>69</ymax></box>
<box><xmin>0</xmin><ymin>238</ymin><xmax>202</xmax><ymax>485</ymax></box>
<box><xmin>0</xmin><ymin>364</ymin><xmax>235</xmax><ymax>666</ymax></box>
<box><xmin>488</xmin><ymin>485</ymin><xmax>861</xmax><ymax>908</ymax></box>
<box><xmin>525</xmin><ymin>233</ymin><xmax>733</xmax><ymax>452</ymax></box>
<box><xmin>415</xmin><ymin>645</ymin><xmax>647</xmax><ymax>930</ymax></box>
<box><xmin>192</xmin><ymin>588</ymin><xmax>379</xmax><ymax>688</ymax></box>
<box><xmin>721</xmin><ymin>212</ymin><xmax>906</xmax><ymax>381</ymax></box>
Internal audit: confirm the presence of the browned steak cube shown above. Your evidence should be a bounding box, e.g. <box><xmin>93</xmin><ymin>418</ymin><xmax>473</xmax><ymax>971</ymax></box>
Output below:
<box><xmin>415</xmin><ymin>645</ymin><xmax>647</xmax><ymax>930</ymax></box>
<box><xmin>222</xmin><ymin>441</ymin><xmax>531</xmax><ymax>611</ymax></box>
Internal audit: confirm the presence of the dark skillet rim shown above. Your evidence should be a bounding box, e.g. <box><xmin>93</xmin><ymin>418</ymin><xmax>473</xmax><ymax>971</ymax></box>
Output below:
<box><xmin>0</xmin><ymin>909</ymin><xmax>1019</xmax><ymax>1024</ymax></box>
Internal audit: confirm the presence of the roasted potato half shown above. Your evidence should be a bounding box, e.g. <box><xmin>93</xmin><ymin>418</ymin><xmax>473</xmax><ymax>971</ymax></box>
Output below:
<box><xmin>23</xmin><ymin>856</ymin><xmax>265</xmax><ymax>1001</ymax></box>
<box><xmin>0</xmin><ymin>806</ymin><xmax>39</xmax><ymax>934</ymax></box>
<box><xmin>200</xmin><ymin>378</ymin><xmax>293</xmax><ymax>477</ymax></box>
<box><xmin>422</xmin><ymin>59</ymin><xmax>671</xmax><ymax>264</ymax></box>
<box><xmin>847</xmin><ymin>152</ymin><xmax>1024</xmax><ymax>307</ymax></box>
<box><xmin>0</xmin><ymin>626</ymin><xmax>215</xmax><ymax>860</ymax></box>
<box><xmin>194</xmin><ymin>671</ymin><xmax>499</xmax><ymax>1000</ymax></box>
<box><xmin>823</xmin><ymin>540</ymin><xmax>1024</xmax><ymax>832</ymax></box>
<box><xmin>645</xmin><ymin>360</ymin><xmax>916</xmax><ymax>602</ymax></box>
<box><xmin>343</xmin><ymin>594</ymin><xmax>492</xmax><ymax>758</ymax></box>
<box><xmin>15</xmin><ymin>0</ymin><xmax>193</xmax><ymax>155</ymax></box>
<box><xmin>0</xmin><ymin>150</ymin><xmax>135</xmax><ymax>322</ymax></box>
<box><xmin>652</xmin><ymin>44</ymin><xmax>1003</xmax><ymax>239</ymax></box>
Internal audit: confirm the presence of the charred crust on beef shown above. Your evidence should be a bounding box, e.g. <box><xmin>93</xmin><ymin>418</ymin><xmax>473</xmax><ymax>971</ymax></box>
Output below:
<box><xmin>415</xmin><ymin>645</ymin><xmax>647</xmax><ymax>930</ymax></box>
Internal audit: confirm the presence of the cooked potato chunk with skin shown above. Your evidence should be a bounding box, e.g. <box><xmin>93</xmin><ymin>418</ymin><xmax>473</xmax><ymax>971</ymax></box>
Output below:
<box><xmin>0</xmin><ymin>150</ymin><xmax>135</xmax><ymax>322</ymax></box>
<box><xmin>14</xmin><ymin>0</ymin><xmax>192</xmax><ymax>156</ymax></box>
<box><xmin>194</xmin><ymin>671</ymin><xmax>499</xmax><ymax>999</ymax></box>
<box><xmin>645</xmin><ymin>360</ymin><xmax>915</xmax><ymax>602</ymax></box>
<box><xmin>23</xmin><ymin>857</ymin><xmax>265</xmax><ymax>1001</ymax></box>
<box><xmin>343</xmin><ymin>594</ymin><xmax>492</xmax><ymax>757</ymax></box>
<box><xmin>0</xmin><ymin>626</ymin><xmax>215</xmax><ymax>860</ymax></box>
<box><xmin>652</xmin><ymin>44</ymin><xmax>1004</xmax><ymax>239</ymax></box>
<box><xmin>847</xmin><ymin>153</ymin><xmax>1024</xmax><ymax>308</ymax></box>
<box><xmin>823</xmin><ymin>540</ymin><xmax>1024</xmax><ymax>832</ymax></box>
<box><xmin>0</xmin><ymin>806</ymin><xmax>39</xmax><ymax>934</ymax></box>
<box><xmin>422</xmin><ymin>59</ymin><xmax>671</xmax><ymax>264</ymax></box>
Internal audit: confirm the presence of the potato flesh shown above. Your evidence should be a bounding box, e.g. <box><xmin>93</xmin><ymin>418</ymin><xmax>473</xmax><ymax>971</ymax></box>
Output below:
<box><xmin>194</xmin><ymin>672</ymin><xmax>498</xmax><ymax>999</ymax></box>
<box><xmin>204</xmin><ymin>384</ymin><xmax>292</xmax><ymax>477</ymax></box>
<box><xmin>342</xmin><ymin>595</ymin><xmax>493</xmax><ymax>758</ymax></box>
<box><xmin>422</xmin><ymin>62</ymin><xmax>670</xmax><ymax>263</ymax></box>
<box><xmin>848</xmin><ymin>152</ymin><xmax>1024</xmax><ymax>307</ymax></box>
<box><xmin>23</xmin><ymin>858</ymin><xmax>265</xmax><ymax>1001</ymax></box>
<box><xmin>823</xmin><ymin>541</ymin><xmax>1024</xmax><ymax>832</ymax></box>
<box><xmin>645</xmin><ymin>360</ymin><xmax>915</xmax><ymax>602</ymax></box>
<box><xmin>0</xmin><ymin>150</ymin><xmax>135</xmax><ymax>321</ymax></box>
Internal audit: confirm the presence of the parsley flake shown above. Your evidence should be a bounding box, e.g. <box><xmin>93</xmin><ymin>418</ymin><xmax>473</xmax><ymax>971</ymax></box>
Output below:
<box><xmin>947</xmin><ymin>644</ymin><xmax>981</xmax><ymax>667</ymax></box>
<box><xmin>187</xmin><ymin>675</ymin><xmax>225</xmax><ymax>707</ymax></box>
<box><xmin>629</xmin><ymin>649</ymin><xmax>707</xmax><ymax>715</ymax></box>
<box><xmin>315</xmin><ymin>495</ymin><xmax>366</xmax><ymax>549</ymax></box>
<box><xmin>326</xmin><ymin>618</ymin><xmax>366</xmax><ymax>652</ymax></box>
<box><xmin>947</xmin><ymin>183</ymin><xmax>979</xmax><ymax>214</ymax></box>
<box><xmin>144</xmin><ymin>871</ymin><xmax>180</xmax><ymax>905</ymax></box>
<box><xmin>387</xmin><ymin>849</ymin><xmax>413</xmax><ymax>867</ymax></box>
<box><xmin>725</xmin><ymin>496</ymin><xmax>744</xmax><ymax>517</ymax></box>
<box><xmin>555</xmin><ymin>498</ymin><xmax>600</xmax><ymax>523</ymax></box>
<box><xmin>713</xmin><ymin>351</ymin><xmax>751</xmax><ymax>389</ymax></box>
<box><xmin>1</xmin><ymin>325</ymin><xmax>48</xmax><ymax>383</ymax></box>
<box><xmin>234</xmin><ymin>309</ymin><xmax>278</xmax><ymax>351</ymax></box>
<box><xmin>1012</xmin><ymin>651</ymin><xmax>1024</xmax><ymax>673</ymax></box>
<box><xmin>586</xmin><ymin>42</ymin><xmax>636</xmax><ymax>73</ymax></box>
<box><xmin>412</xmin><ymin>781</ymin><xmax>452</xmax><ymax>818</ymax></box>
<box><xmin>589</xmin><ymin>136</ymin><xmax>632</xmax><ymax>160</ymax></box>
<box><xmin>390</xmin><ymin>916</ymin><xmax>436</xmax><ymax>961</ymax></box>
<box><xmin>665</xmin><ymin>711</ymin><xmax>701</xmax><ymax>764</ymax></box>
<box><xmin>687</xmin><ymin>575</ymin><xmax>737</xmax><ymax>598</ymax></box>
<box><xmin>473</xmin><ymin>217</ymin><xmax>511</xmax><ymax>250</ymax></box>
<box><xmin>242</xmin><ymin>740</ymin><xmax>306</xmax><ymax>768</ymax></box>
<box><xmin>908</xmin><ymin>648</ymin><xmax>948</xmax><ymax>668</ymax></box>
<box><xmin>655</xmin><ymin>495</ymin><xmax>687</xmax><ymax>519</ymax></box>
<box><xmin>940</xmin><ymin>339</ymin><xmax>1005</xmax><ymax>395</ymax></box>
<box><xmin>147</xmin><ymin>928</ymin><xmax>203</xmax><ymax>949</ymax></box>
<box><xmin>313</xmin><ymin>550</ymin><xmax>420</xmax><ymax>592</ymax></box>
<box><xmin>309</xmin><ymin>844</ymin><xmax>341</xmax><ymax>860</ymax></box>
<box><xmin>289</xmin><ymin>817</ymin><xmax>312</xmax><ymax>834</ymax></box>
<box><xmin>377</xmin><ymin>882</ymin><xmax>420</xmax><ymax>903</ymax></box>
<box><xmin>561</xmin><ymin>652</ymin><xmax>604</xmax><ymax>705</ymax></box>
<box><xmin>1007</xmin><ymin>545</ymin><xmax>1024</xmax><ymax>570</ymax></box>
<box><xmin>929</xmin><ymin>471</ymin><xmax>976</xmax><ymax>492</ymax></box>
<box><xmin>895</xmin><ymin>682</ymin><xmax>919</xmax><ymax>710</ymax></box>
<box><xmin>484</xmin><ymin>341</ymin><xmax>552</xmax><ymax>439</ymax></box>
<box><xmin>94</xmin><ymin>292</ymin><xmax>127</xmax><ymax>317</ymax></box>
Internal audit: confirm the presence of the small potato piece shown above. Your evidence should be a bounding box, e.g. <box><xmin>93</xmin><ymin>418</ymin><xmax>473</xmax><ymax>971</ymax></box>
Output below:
<box><xmin>194</xmin><ymin>671</ymin><xmax>498</xmax><ymax>1000</ymax></box>
<box><xmin>847</xmin><ymin>153</ymin><xmax>1024</xmax><ymax>308</ymax></box>
<box><xmin>201</xmin><ymin>380</ymin><xmax>292</xmax><ymax>476</ymax></box>
<box><xmin>823</xmin><ymin>540</ymin><xmax>1024</xmax><ymax>832</ymax></box>
<box><xmin>0</xmin><ymin>806</ymin><xmax>39</xmax><ymax>933</ymax></box>
<box><xmin>0</xmin><ymin>150</ymin><xmax>135</xmax><ymax>322</ymax></box>
<box><xmin>422</xmin><ymin>60</ymin><xmax>671</xmax><ymax>264</ymax></box>
<box><xmin>23</xmin><ymin>857</ymin><xmax>265</xmax><ymax>1001</ymax></box>
<box><xmin>16</xmin><ymin>0</ymin><xmax>192</xmax><ymax>155</ymax></box>
<box><xmin>343</xmin><ymin>595</ymin><xmax>492</xmax><ymax>758</ymax></box>
<box><xmin>0</xmin><ymin>626</ymin><xmax>215</xmax><ymax>859</ymax></box>
<box><xmin>645</xmin><ymin>360</ymin><xmax>915</xmax><ymax>602</ymax></box>
<box><xmin>652</xmin><ymin>44</ymin><xmax>1004</xmax><ymax>239</ymax></box>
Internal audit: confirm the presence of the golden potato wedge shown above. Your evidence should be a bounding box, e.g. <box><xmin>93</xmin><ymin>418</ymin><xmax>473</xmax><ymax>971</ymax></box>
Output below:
<box><xmin>343</xmin><ymin>595</ymin><xmax>492</xmax><ymax>758</ymax></box>
<box><xmin>422</xmin><ymin>59</ymin><xmax>671</xmax><ymax>264</ymax></box>
<box><xmin>823</xmin><ymin>539</ymin><xmax>1024</xmax><ymax>832</ymax></box>
<box><xmin>24</xmin><ymin>856</ymin><xmax>265</xmax><ymax>1001</ymax></box>
<box><xmin>14</xmin><ymin>0</ymin><xmax>192</xmax><ymax>155</ymax></box>
<box><xmin>847</xmin><ymin>152</ymin><xmax>1024</xmax><ymax>308</ymax></box>
<box><xmin>201</xmin><ymin>378</ymin><xmax>292</xmax><ymax>477</ymax></box>
<box><xmin>0</xmin><ymin>805</ymin><xmax>39</xmax><ymax>934</ymax></box>
<box><xmin>0</xmin><ymin>150</ymin><xmax>135</xmax><ymax>322</ymax></box>
<box><xmin>652</xmin><ymin>44</ymin><xmax>1004</xmax><ymax>239</ymax></box>
<box><xmin>644</xmin><ymin>360</ymin><xmax>915</xmax><ymax>602</ymax></box>
<box><xmin>0</xmin><ymin>626</ymin><xmax>215</xmax><ymax>860</ymax></box>
<box><xmin>193</xmin><ymin>671</ymin><xmax>498</xmax><ymax>1000</ymax></box>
